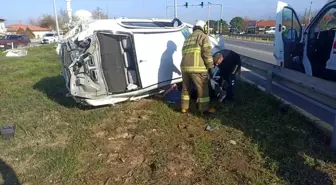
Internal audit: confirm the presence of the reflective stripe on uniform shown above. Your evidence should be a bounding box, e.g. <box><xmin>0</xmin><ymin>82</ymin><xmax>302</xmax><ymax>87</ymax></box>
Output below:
<box><xmin>203</xmin><ymin>43</ymin><xmax>211</xmax><ymax>48</ymax></box>
<box><xmin>182</xmin><ymin>47</ymin><xmax>201</xmax><ymax>55</ymax></box>
<box><xmin>183</xmin><ymin>37</ymin><xmax>198</xmax><ymax>47</ymax></box>
<box><xmin>181</xmin><ymin>95</ymin><xmax>190</xmax><ymax>100</ymax></box>
<box><xmin>181</xmin><ymin>66</ymin><xmax>207</xmax><ymax>72</ymax></box>
<box><xmin>198</xmin><ymin>97</ymin><xmax>210</xmax><ymax>103</ymax></box>
<box><xmin>232</xmin><ymin>65</ymin><xmax>239</xmax><ymax>74</ymax></box>
<box><xmin>194</xmin><ymin>52</ymin><xmax>200</xmax><ymax>68</ymax></box>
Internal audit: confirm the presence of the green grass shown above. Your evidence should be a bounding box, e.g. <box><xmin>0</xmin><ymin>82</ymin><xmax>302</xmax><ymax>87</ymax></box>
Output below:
<box><xmin>0</xmin><ymin>45</ymin><xmax>335</xmax><ymax>185</ymax></box>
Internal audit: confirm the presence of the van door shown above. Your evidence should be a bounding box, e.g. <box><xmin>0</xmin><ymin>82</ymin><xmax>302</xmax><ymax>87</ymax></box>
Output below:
<box><xmin>132</xmin><ymin>30</ymin><xmax>186</xmax><ymax>88</ymax></box>
<box><xmin>304</xmin><ymin>1</ymin><xmax>336</xmax><ymax>81</ymax></box>
<box><xmin>274</xmin><ymin>1</ymin><xmax>304</xmax><ymax>72</ymax></box>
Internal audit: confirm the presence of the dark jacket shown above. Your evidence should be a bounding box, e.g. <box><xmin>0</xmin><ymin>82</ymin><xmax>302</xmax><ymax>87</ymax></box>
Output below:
<box><xmin>215</xmin><ymin>49</ymin><xmax>241</xmax><ymax>80</ymax></box>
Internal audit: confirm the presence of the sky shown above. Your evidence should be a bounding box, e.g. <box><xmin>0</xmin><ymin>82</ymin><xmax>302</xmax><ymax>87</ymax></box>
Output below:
<box><xmin>1</xmin><ymin>0</ymin><xmax>328</xmax><ymax>25</ymax></box>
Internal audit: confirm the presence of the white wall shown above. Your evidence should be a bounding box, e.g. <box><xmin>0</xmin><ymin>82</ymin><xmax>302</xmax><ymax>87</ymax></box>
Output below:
<box><xmin>0</xmin><ymin>21</ymin><xmax>6</xmax><ymax>36</ymax></box>
<box><xmin>33</xmin><ymin>31</ymin><xmax>52</xmax><ymax>39</ymax></box>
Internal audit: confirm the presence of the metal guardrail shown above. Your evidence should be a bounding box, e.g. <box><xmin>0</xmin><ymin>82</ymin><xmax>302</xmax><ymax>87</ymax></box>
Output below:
<box><xmin>223</xmin><ymin>33</ymin><xmax>274</xmax><ymax>42</ymax></box>
<box><xmin>239</xmin><ymin>55</ymin><xmax>336</xmax><ymax>150</ymax></box>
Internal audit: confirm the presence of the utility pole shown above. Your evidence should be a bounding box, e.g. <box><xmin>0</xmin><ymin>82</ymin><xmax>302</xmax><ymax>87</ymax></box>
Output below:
<box><xmin>303</xmin><ymin>8</ymin><xmax>307</xmax><ymax>26</ymax></box>
<box><xmin>52</xmin><ymin>0</ymin><xmax>60</xmax><ymax>40</ymax></box>
<box><xmin>220</xmin><ymin>4</ymin><xmax>223</xmax><ymax>34</ymax></box>
<box><xmin>206</xmin><ymin>2</ymin><xmax>223</xmax><ymax>35</ymax></box>
<box><xmin>174</xmin><ymin>0</ymin><xmax>177</xmax><ymax>18</ymax></box>
<box><xmin>106</xmin><ymin>4</ymin><xmax>109</xmax><ymax>19</ymax></box>
<box><xmin>308</xmin><ymin>1</ymin><xmax>312</xmax><ymax>23</ymax></box>
<box><xmin>207</xmin><ymin>2</ymin><xmax>210</xmax><ymax>35</ymax></box>
<box><xmin>97</xmin><ymin>7</ymin><xmax>102</xmax><ymax>19</ymax></box>
<box><xmin>66</xmin><ymin>0</ymin><xmax>72</xmax><ymax>24</ymax></box>
<box><xmin>166</xmin><ymin>0</ymin><xmax>168</xmax><ymax>18</ymax></box>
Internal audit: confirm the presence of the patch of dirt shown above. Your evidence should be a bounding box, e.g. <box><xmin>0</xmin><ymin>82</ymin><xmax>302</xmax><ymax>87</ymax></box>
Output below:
<box><xmin>78</xmin><ymin>101</ymin><xmax>206</xmax><ymax>185</ymax></box>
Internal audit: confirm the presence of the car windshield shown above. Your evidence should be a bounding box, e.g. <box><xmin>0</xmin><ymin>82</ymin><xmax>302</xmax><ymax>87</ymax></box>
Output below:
<box><xmin>3</xmin><ymin>35</ymin><xmax>19</xmax><ymax>40</ymax></box>
<box><xmin>45</xmin><ymin>33</ymin><xmax>54</xmax><ymax>37</ymax></box>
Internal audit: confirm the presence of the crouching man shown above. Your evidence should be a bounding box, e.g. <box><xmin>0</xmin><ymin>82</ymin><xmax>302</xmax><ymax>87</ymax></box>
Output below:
<box><xmin>212</xmin><ymin>49</ymin><xmax>241</xmax><ymax>100</ymax></box>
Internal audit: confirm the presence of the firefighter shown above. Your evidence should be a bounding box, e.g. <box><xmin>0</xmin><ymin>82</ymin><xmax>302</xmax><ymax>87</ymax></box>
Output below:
<box><xmin>180</xmin><ymin>20</ymin><xmax>216</xmax><ymax>115</ymax></box>
<box><xmin>212</xmin><ymin>49</ymin><xmax>241</xmax><ymax>100</ymax></box>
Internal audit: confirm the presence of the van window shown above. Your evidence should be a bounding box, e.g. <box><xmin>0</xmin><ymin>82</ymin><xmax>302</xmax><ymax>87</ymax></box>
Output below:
<box><xmin>316</xmin><ymin>8</ymin><xmax>336</xmax><ymax>31</ymax></box>
<box><xmin>4</xmin><ymin>35</ymin><xmax>18</xmax><ymax>40</ymax></box>
<box><xmin>45</xmin><ymin>33</ymin><xmax>55</xmax><ymax>37</ymax></box>
<box><xmin>122</xmin><ymin>22</ymin><xmax>161</xmax><ymax>27</ymax></box>
<box><xmin>282</xmin><ymin>7</ymin><xmax>301</xmax><ymax>41</ymax></box>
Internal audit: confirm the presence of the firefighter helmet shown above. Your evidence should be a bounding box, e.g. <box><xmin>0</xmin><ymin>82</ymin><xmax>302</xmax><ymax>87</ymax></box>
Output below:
<box><xmin>195</xmin><ymin>20</ymin><xmax>208</xmax><ymax>34</ymax></box>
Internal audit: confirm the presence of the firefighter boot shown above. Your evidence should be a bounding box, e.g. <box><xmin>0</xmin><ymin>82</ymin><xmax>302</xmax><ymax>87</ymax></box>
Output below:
<box><xmin>181</xmin><ymin>109</ymin><xmax>188</xmax><ymax>113</ymax></box>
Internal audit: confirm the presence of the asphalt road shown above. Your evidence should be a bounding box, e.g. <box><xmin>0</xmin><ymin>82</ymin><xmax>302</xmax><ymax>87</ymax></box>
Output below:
<box><xmin>222</xmin><ymin>38</ymin><xmax>336</xmax><ymax>128</ymax></box>
<box><xmin>224</xmin><ymin>38</ymin><xmax>276</xmax><ymax>64</ymax></box>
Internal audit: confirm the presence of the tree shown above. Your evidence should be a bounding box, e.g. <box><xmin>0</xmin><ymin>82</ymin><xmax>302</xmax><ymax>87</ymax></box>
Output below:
<box><xmin>221</xmin><ymin>20</ymin><xmax>229</xmax><ymax>32</ymax></box>
<box><xmin>243</xmin><ymin>16</ymin><xmax>250</xmax><ymax>30</ymax></box>
<box><xmin>207</xmin><ymin>20</ymin><xmax>228</xmax><ymax>34</ymax></box>
<box><xmin>28</xmin><ymin>18</ymin><xmax>39</xmax><ymax>26</ymax></box>
<box><xmin>230</xmin><ymin>16</ymin><xmax>244</xmax><ymax>31</ymax></box>
<box><xmin>38</xmin><ymin>14</ymin><xmax>57</xmax><ymax>30</ymax></box>
<box><xmin>26</xmin><ymin>9</ymin><xmax>80</xmax><ymax>34</ymax></box>
<box><xmin>92</xmin><ymin>7</ymin><xmax>108</xmax><ymax>19</ymax></box>
<box><xmin>58</xmin><ymin>8</ymin><xmax>80</xmax><ymax>32</ymax></box>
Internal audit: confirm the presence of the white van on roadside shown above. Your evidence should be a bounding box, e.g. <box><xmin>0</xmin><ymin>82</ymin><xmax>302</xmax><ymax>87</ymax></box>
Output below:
<box><xmin>274</xmin><ymin>0</ymin><xmax>336</xmax><ymax>82</ymax></box>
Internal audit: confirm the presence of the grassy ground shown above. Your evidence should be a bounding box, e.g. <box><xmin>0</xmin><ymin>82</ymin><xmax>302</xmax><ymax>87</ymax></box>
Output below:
<box><xmin>0</xmin><ymin>45</ymin><xmax>335</xmax><ymax>185</ymax></box>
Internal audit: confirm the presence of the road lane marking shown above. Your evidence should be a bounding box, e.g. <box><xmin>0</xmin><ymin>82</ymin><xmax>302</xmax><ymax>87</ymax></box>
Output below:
<box><xmin>225</xmin><ymin>43</ymin><xmax>273</xmax><ymax>55</ymax></box>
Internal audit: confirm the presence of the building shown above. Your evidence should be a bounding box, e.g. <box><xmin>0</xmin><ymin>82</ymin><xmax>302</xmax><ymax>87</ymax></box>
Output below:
<box><xmin>6</xmin><ymin>23</ymin><xmax>52</xmax><ymax>39</ymax></box>
<box><xmin>245</xmin><ymin>20</ymin><xmax>257</xmax><ymax>34</ymax></box>
<box><xmin>0</xmin><ymin>18</ymin><xmax>6</xmax><ymax>36</ymax></box>
<box><xmin>256</xmin><ymin>20</ymin><xmax>276</xmax><ymax>34</ymax></box>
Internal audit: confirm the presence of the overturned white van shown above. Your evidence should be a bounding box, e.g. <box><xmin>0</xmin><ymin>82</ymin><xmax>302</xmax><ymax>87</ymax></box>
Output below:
<box><xmin>58</xmin><ymin>18</ymin><xmax>223</xmax><ymax>106</ymax></box>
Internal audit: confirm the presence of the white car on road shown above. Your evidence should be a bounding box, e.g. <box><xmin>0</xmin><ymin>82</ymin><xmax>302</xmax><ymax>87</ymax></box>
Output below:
<box><xmin>41</xmin><ymin>33</ymin><xmax>57</xmax><ymax>44</ymax></box>
<box><xmin>266</xmin><ymin>27</ymin><xmax>276</xmax><ymax>34</ymax></box>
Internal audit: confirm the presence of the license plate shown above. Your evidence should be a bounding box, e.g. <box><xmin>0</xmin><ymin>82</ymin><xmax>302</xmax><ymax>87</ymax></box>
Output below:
<box><xmin>0</xmin><ymin>45</ymin><xmax>4</xmax><ymax>48</ymax></box>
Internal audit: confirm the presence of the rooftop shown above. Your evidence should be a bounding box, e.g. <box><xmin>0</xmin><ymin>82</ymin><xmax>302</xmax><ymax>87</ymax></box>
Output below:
<box><xmin>6</xmin><ymin>24</ymin><xmax>51</xmax><ymax>32</ymax></box>
<box><xmin>257</xmin><ymin>20</ymin><xmax>276</xmax><ymax>27</ymax></box>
